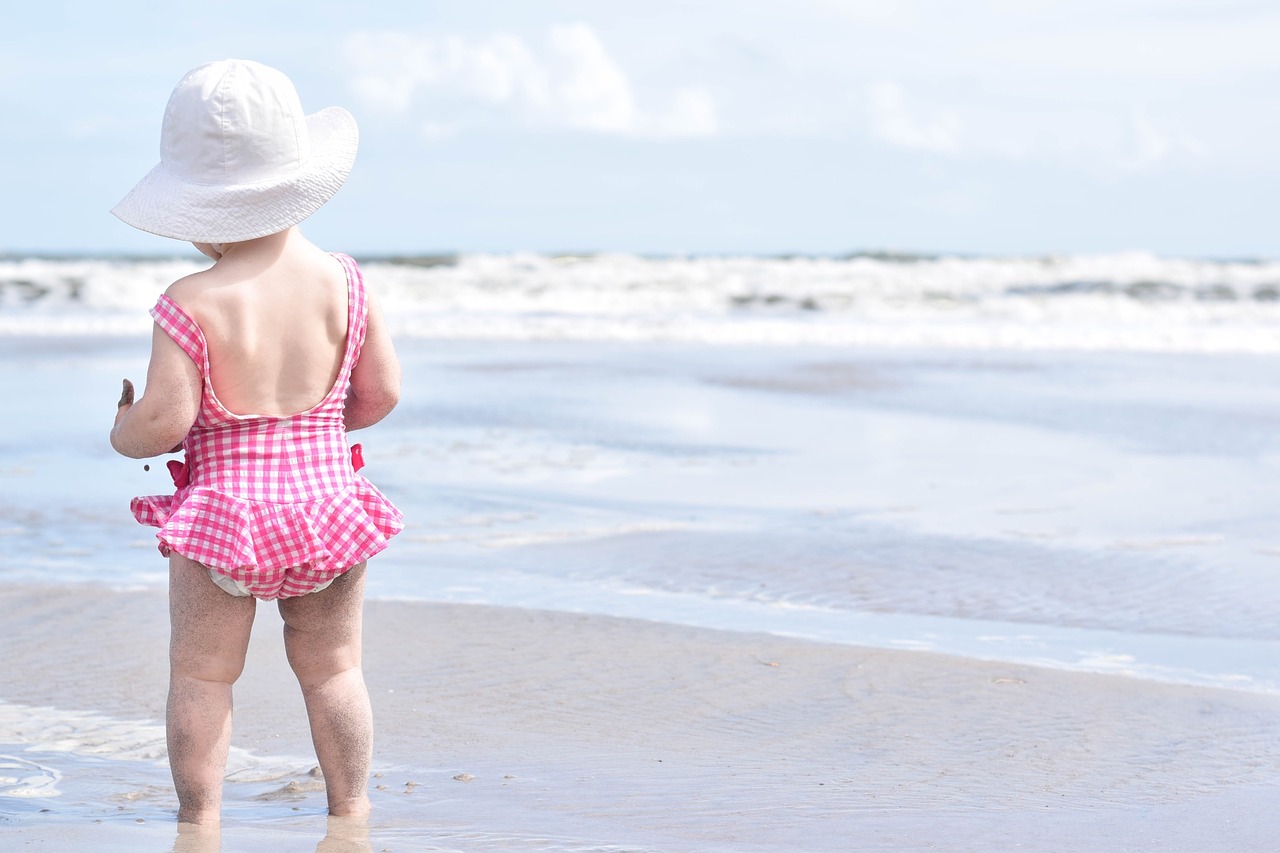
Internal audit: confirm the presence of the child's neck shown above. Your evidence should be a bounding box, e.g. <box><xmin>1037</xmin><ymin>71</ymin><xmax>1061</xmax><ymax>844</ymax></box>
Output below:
<box><xmin>215</xmin><ymin>228</ymin><xmax>299</xmax><ymax>266</ymax></box>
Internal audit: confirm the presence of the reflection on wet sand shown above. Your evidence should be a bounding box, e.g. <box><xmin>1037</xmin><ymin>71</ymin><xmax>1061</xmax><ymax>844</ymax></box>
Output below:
<box><xmin>170</xmin><ymin>815</ymin><xmax>371</xmax><ymax>853</ymax></box>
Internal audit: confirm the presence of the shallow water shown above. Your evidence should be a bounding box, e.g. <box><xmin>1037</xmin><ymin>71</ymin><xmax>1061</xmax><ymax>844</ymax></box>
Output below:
<box><xmin>7</xmin><ymin>337</ymin><xmax>1280</xmax><ymax>847</ymax></box>
<box><xmin>1</xmin><ymin>718</ymin><xmax>879</xmax><ymax>852</ymax></box>
<box><xmin>3</xmin><ymin>338</ymin><xmax>1280</xmax><ymax>695</ymax></box>
<box><xmin>372</xmin><ymin>342</ymin><xmax>1280</xmax><ymax>693</ymax></box>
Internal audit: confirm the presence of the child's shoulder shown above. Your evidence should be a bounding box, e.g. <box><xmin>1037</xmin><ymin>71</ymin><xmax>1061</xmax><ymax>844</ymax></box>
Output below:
<box><xmin>164</xmin><ymin>271</ymin><xmax>203</xmax><ymax>299</ymax></box>
<box><xmin>159</xmin><ymin>271</ymin><xmax>232</xmax><ymax>334</ymax></box>
<box><xmin>166</xmin><ymin>258</ymin><xmax>239</xmax><ymax>298</ymax></box>
<box><xmin>163</xmin><ymin>265</ymin><xmax>225</xmax><ymax>309</ymax></box>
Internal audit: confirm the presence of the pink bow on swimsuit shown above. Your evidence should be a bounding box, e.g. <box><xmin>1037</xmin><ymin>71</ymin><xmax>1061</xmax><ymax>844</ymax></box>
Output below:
<box><xmin>166</xmin><ymin>459</ymin><xmax>189</xmax><ymax>489</ymax></box>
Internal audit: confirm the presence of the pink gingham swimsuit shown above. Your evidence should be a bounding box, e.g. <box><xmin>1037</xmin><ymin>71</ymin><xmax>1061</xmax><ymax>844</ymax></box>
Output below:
<box><xmin>131</xmin><ymin>253</ymin><xmax>403</xmax><ymax>600</ymax></box>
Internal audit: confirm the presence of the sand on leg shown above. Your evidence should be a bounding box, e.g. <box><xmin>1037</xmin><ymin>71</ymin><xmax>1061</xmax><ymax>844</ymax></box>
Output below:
<box><xmin>277</xmin><ymin>563</ymin><xmax>372</xmax><ymax>817</ymax></box>
<box><xmin>167</xmin><ymin>553</ymin><xmax>257</xmax><ymax>825</ymax></box>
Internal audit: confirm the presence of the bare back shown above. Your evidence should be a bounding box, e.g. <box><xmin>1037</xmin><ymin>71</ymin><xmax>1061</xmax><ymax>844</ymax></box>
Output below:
<box><xmin>167</xmin><ymin>229</ymin><xmax>349</xmax><ymax>418</ymax></box>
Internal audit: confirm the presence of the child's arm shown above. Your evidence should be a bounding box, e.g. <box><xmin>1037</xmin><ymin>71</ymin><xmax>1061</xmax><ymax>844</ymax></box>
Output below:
<box><xmin>111</xmin><ymin>323</ymin><xmax>201</xmax><ymax>458</ymax></box>
<box><xmin>345</xmin><ymin>289</ymin><xmax>401</xmax><ymax>432</ymax></box>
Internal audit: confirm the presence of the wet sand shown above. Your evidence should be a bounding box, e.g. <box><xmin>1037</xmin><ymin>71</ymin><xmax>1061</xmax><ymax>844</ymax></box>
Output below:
<box><xmin>3</xmin><ymin>582</ymin><xmax>1279</xmax><ymax>851</ymax></box>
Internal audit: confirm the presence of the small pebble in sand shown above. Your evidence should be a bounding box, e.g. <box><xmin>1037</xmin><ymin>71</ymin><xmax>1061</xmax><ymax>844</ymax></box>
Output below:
<box><xmin>376</xmin><ymin>784</ymin><xmax>388</xmax><ymax>790</ymax></box>
<box><xmin>453</xmin><ymin>773</ymin><xmax>474</xmax><ymax>782</ymax></box>
<box><xmin>143</xmin><ymin>464</ymin><xmax>150</xmax><ymax>471</ymax></box>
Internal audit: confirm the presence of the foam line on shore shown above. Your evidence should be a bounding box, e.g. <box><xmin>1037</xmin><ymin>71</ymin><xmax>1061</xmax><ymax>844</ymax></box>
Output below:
<box><xmin>0</xmin><ymin>701</ymin><xmax>313</xmax><ymax>783</ymax></box>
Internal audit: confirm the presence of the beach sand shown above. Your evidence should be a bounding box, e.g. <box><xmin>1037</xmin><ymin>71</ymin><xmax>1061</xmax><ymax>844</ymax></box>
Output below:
<box><xmin>3</xmin><ymin>582</ymin><xmax>1278</xmax><ymax>852</ymax></box>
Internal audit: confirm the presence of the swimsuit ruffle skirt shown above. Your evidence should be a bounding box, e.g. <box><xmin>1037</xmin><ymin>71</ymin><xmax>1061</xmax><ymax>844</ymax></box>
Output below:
<box><xmin>131</xmin><ymin>253</ymin><xmax>403</xmax><ymax>600</ymax></box>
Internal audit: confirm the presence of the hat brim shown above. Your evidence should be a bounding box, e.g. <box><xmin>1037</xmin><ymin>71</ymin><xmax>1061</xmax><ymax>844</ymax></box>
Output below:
<box><xmin>111</xmin><ymin>107</ymin><xmax>359</xmax><ymax>244</ymax></box>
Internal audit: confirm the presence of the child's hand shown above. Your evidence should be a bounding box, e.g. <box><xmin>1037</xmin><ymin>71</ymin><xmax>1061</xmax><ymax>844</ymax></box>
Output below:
<box><xmin>115</xmin><ymin>379</ymin><xmax>135</xmax><ymax>425</ymax></box>
<box><xmin>117</xmin><ymin>378</ymin><xmax>182</xmax><ymax>453</ymax></box>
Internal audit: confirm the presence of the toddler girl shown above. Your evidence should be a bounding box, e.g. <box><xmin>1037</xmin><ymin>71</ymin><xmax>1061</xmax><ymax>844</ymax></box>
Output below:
<box><xmin>109</xmin><ymin>59</ymin><xmax>402</xmax><ymax>825</ymax></box>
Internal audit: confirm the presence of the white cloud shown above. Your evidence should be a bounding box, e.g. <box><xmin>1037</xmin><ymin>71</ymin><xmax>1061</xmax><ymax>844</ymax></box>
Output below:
<box><xmin>866</xmin><ymin>81</ymin><xmax>961</xmax><ymax>154</ymax></box>
<box><xmin>344</xmin><ymin>24</ymin><xmax>717</xmax><ymax>139</ymax></box>
<box><xmin>1119</xmin><ymin>110</ymin><xmax>1169</xmax><ymax>171</ymax></box>
<box><xmin>545</xmin><ymin>23</ymin><xmax>637</xmax><ymax>132</ymax></box>
<box><xmin>655</xmin><ymin>87</ymin><xmax>718</xmax><ymax>138</ymax></box>
<box><xmin>864</xmin><ymin>80</ymin><xmax>1209</xmax><ymax>172</ymax></box>
<box><xmin>344</xmin><ymin>31</ymin><xmax>548</xmax><ymax>114</ymax></box>
<box><xmin>1113</xmin><ymin>109</ymin><xmax>1211</xmax><ymax>172</ymax></box>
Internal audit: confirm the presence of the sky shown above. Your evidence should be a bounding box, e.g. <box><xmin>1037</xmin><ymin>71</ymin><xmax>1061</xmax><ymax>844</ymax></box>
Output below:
<box><xmin>3</xmin><ymin>0</ymin><xmax>1279</xmax><ymax>257</ymax></box>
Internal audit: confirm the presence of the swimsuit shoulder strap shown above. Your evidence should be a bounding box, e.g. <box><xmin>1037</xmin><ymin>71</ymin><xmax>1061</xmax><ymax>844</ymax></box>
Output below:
<box><xmin>331</xmin><ymin>253</ymin><xmax>369</xmax><ymax>370</ymax></box>
<box><xmin>150</xmin><ymin>293</ymin><xmax>207</xmax><ymax>368</ymax></box>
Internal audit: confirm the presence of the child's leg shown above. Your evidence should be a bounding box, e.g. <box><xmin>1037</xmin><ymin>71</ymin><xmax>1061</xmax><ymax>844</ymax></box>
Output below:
<box><xmin>277</xmin><ymin>563</ymin><xmax>372</xmax><ymax>817</ymax></box>
<box><xmin>167</xmin><ymin>553</ymin><xmax>257</xmax><ymax>825</ymax></box>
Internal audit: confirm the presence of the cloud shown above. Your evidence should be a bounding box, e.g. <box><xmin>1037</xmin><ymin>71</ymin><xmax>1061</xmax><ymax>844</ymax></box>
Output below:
<box><xmin>654</xmin><ymin>87</ymin><xmax>718</xmax><ymax>138</ymax></box>
<box><xmin>864</xmin><ymin>80</ymin><xmax>1208</xmax><ymax>172</ymax></box>
<box><xmin>344</xmin><ymin>24</ymin><xmax>717</xmax><ymax>139</ymax></box>
<box><xmin>865</xmin><ymin>81</ymin><xmax>961</xmax><ymax>154</ymax></box>
<box><xmin>344</xmin><ymin>31</ymin><xmax>545</xmax><ymax>114</ymax></box>
<box><xmin>1119</xmin><ymin>110</ymin><xmax>1169</xmax><ymax>171</ymax></box>
<box><xmin>1114</xmin><ymin>109</ymin><xmax>1211</xmax><ymax>171</ymax></box>
<box><xmin>544</xmin><ymin>23</ymin><xmax>637</xmax><ymax>132</ymax></box>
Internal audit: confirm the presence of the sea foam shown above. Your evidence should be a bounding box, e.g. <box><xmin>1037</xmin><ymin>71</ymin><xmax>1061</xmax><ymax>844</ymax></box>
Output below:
<box><xmin>0</xmin><ymin>701</ymin><xmax>313</xmax><ymax>785</ymax></box>
<box><xmin>3</xmin><ymin>251</ymin><xmax>1280</xmax><ymax>351</ymax></box>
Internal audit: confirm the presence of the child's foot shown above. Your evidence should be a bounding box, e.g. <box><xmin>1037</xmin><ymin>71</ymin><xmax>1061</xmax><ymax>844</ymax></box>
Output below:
<box><xmin>176</xmin><ymin>807</ymin><xmax>221</xmax><ymax>826</ymax></box>
<box><xmin>327</xmin><ymin>794</ymin><xmax>372</xmax><ymax>818</ymax></box>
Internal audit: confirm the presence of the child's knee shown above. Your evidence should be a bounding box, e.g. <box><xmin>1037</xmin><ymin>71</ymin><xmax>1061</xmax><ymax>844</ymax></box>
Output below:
<box><xmin>282</xmin><ymin>622</ymin><xmax>358</xmax><ymax>676</ymax></box>
<box><xmin>171</xmin><ymin>647</ymin><xmax>247</xmax><ymax>685</ymax></box>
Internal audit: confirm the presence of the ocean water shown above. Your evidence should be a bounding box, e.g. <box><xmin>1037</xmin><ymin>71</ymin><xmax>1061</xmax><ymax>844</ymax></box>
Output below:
<box><xmin>7</xmin><ymin>250</ymin><xmax>1280</xmax><ymax>350</ymax></box>
<box><xmin>3</xmin><ymin>252</ymin><xmax>1280</xmax><ymax>845</ymax></box>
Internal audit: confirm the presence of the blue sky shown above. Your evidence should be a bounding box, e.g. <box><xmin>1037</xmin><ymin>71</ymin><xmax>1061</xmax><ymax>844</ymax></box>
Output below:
<box><xmin>3</xmin><ymin>0</ymin><xmax>1278</xmax><ymax>257</ymax></box>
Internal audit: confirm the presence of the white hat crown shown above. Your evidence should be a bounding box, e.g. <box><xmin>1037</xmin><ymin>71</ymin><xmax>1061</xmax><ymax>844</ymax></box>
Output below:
<box><xmin>162</xmin><ymin>61</ymin><xmax>311</xmax><ymax>187</ymax></box>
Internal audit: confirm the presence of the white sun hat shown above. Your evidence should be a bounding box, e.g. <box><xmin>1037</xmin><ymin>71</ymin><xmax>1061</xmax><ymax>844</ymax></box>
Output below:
<box><xmin>111</xmin><ymin>59</ymin><xmax>358</xmax><ymax>244</ymax></box>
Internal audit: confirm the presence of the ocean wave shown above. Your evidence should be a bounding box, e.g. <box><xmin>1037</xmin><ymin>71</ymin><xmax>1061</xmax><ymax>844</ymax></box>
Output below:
<box><xmin>3</xmin><ymin>251</ymin><xmax>1280</xmax><ymax>351</ymax></box>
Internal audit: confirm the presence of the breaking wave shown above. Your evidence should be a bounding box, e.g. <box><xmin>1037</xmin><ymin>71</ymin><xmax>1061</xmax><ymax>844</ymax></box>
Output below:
<box><xmin>3</xmin><ymin>251</ymin><xmax>1280</xmax><ymax>351</ymax></box>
